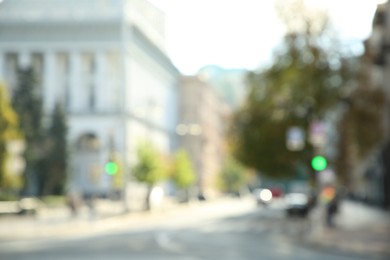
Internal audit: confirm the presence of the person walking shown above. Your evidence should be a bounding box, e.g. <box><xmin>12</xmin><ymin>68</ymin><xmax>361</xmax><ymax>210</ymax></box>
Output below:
<box><xmin>321</xmin><ymin>185</ymin><xmax>339</xmax><ymax>227</ymax></box>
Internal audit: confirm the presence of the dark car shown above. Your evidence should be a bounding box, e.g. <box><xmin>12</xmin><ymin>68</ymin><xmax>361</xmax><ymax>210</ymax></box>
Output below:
<box><xmin>285</xmin><ymin>193</ymin><xmax>310</xmax><ymax>217</ymax></box>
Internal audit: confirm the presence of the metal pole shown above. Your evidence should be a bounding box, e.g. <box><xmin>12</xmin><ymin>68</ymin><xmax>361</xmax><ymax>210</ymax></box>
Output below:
<box><xmin>120</xmin><ymin>0</ymin><xmax>132</xmax><ymax>213</ymax></box>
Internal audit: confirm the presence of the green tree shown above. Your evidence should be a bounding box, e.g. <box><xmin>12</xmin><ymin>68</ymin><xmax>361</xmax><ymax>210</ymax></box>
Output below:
<box><xmin>0</xmin><ymin>82</ymin><xmax>23</xmax><ymax>195</ymax></box>
<box><xmin>229</xmin><ymin>0</ymin><xmax>353</xmax><ymax>179</ymax></box>
<box><xmin>170</xmin><ymin>149</ymin><xmax>196</xmax><ymax>202</ymax></box>
<box><xmin>12</xmin><ymin>67</ymin><xmax>44</xmax><ymax>195</ymax></box>
<box><xmin>43</xmin><ymin>102</ymin><xmax>68</xmax><ymax>195</ymax></box>
<box><xmin>132</xmin><ymin>141</ymin><xmax>167</xmax><ymax>210</ymax></box>
<box><xmin>218</xmin><ymin>157</ymin><xmax>248</xmax><ymax>195</ymax></box>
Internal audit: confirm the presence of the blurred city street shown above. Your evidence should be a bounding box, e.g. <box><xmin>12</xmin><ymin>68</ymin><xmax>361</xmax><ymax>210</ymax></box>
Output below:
<box><xmin>0</xmin><ymin>196</ymin><xmax>389</xmax><ymax>260</ymax></box>
<box><xmin>0</xmin><ymin>1</ymin><xmax>390</xmax><ymax>259</ymax></box>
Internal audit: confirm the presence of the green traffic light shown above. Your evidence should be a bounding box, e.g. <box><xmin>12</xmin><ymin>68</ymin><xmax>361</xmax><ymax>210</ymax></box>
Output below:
<box><xmin>311</xmin><ymin>155</ymin><xmax>327</xmax><ymax>171</ymax></box>
<box><xmin>105</xmin><ymin>162</ymin><xmax>118</xmax><ymax>175</ymax></box>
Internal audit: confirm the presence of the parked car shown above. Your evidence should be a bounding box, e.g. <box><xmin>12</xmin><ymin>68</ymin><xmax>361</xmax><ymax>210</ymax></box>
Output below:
<box><xmin>285</xmin><ymin>193</ymin><xmax>310</xmax><ymax>217</ymax></box>
<box><xmin>269</xmin><ymin>187</ymin><xmax>283</xmax><ymax>198</ymax></box>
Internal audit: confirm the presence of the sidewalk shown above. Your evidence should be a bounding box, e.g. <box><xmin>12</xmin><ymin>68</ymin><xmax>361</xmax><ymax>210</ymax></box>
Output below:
<box><xmin>308</xmin><ymin>200</ymin><xmax>390</xmax><ymax>259</ymax></box>
<box><xmin>0</xmin><ymin>196</ymin><xmax>252</xmax><ymax>241</ymax></box>
<box><xmin>0</xmin><ymin>196</ymin><xmax>183</xmax><ymax>240</ymax></box>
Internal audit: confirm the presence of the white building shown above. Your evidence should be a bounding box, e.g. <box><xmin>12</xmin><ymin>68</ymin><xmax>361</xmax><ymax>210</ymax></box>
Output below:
<box><xmin>0</xmin><ymin>0</ymin><xmax>180</xmax><ymax>197</ymax></box>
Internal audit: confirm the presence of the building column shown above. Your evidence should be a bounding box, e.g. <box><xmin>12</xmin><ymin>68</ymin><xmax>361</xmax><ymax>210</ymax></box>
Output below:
<box><xmin>0</xmin><ymin>52</ymin><xmax>4</xmax><ymax>82</ymax></box>
<box><xmin>69</xmin><ymin>51</ymin><xmax>82</xmax><ymax>113</ymax></box>
<box><xmin>43</xmin><ymin>51</ymin><xmax>56</xmax><ymax>113</ymax></box>
<box><xmin>95</xmin><ymin>51</ymin><xmax>107</xmax><ymax>112</ymax></box>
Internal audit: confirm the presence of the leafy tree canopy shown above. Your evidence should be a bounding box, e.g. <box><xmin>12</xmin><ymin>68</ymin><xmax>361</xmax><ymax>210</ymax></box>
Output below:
<box><xmin>0</xmin><ymin>82</ymin><xmax>23</xmax><ymax>191</ymax></box>
<box><xmin>12</xmin><ymin>67</ymin><xmax>44</xmax><ymax>195</ymax></box>
<box><xmin>43</xmin><ymin>102</ymin><xmax>68</xmax><ymax>195</ymax></box>
<box><xmin>132</xmin><ymin>141</ymin><xmax>167</xmax><ymax>186</ymax></box>
<box><xmin>0</xmin><ymin>83</ymin><xmax>19</xmax><ymax>140</ymax></box>
<box><xmin>170</xmin><ymin>149</ymin><xmax>196</xmax><ymax>189</ymax></box>
<box><xmin>12</xmin><ymin>68</ymin><xmax>43</xmax><ymax>142</ymax></box>
<box><xmin>229</xmin><ymin>0</ymin><xmax>353</xmax><ymax>179</ymax></box>
<box><xmin>218</xmin><ymin>157</ymin><xmax>249</xmax><ymax>194</ymax></box>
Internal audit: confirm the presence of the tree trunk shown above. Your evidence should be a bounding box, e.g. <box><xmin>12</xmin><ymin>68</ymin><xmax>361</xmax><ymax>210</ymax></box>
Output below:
<box><xmin>145</xmin><ymin>185</ymin><xmax>153</xmax><ymax>211</ymax></box>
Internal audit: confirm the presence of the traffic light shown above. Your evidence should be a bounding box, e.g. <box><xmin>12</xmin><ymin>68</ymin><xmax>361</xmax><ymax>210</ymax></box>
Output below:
<box><xmin>105</xmin><ymin>161</ymin><xmax>118</xmax><ymax>175</ymax></box>
<box><xmin>311</xmin><ymin>155</ymin><xmax>327</xmax><ymax>171</ymax></box>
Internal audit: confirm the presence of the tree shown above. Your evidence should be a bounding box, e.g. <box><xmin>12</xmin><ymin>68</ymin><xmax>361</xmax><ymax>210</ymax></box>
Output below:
<box><xmin>218</xmin><ymin>157</ymin><xmax>248</xmax><ymax>195</ymax></box>
<box><xmin>229</xmin><ymin>0</ymin><xmax>353</xmax><ymax>179</ymax></box>
<box><xmin>0</xmin><ymin>82</ymin><xmax>22</xmax><ymax>195</ymax></box>
<box><xmin>170</xmin><ymin>149</ymin><xmax>196</xmax><ymax>202</ymax></box>
<box><xmin>42</xmin><ymin>102</ymin><xmax>68</xmax><ymax>195</ymax></box>
<box><xmin>12</xmin><ymin>67</ymin><xmax>44</xmax><ymax>195</ymax></box>
<box><xmin>132</xmin><ymin>141</ymin><xmax>167</xmax><ymax>210</ymax></box>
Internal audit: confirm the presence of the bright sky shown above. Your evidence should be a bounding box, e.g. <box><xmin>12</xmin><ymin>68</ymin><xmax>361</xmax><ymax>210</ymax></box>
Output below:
<box><xmin>149</xmin><ymin>0</ymin><xmax>387</xmax><ymax>75</ymax></box>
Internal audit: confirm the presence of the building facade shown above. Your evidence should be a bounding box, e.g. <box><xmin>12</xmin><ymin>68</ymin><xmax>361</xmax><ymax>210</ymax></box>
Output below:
<box><xmin>0</xmin><ymin>0</ymin><xmax>179</xmax><ymax>197</ymax></box>
<box><xmin>177</xmin><ymin>76</ymin><xmax>230</xmax><ymax>198</ymax></box>
<box><xmin>360</xmin><ymin>1</ymin><xmax>390</xmax><ymax>208</ymax></box>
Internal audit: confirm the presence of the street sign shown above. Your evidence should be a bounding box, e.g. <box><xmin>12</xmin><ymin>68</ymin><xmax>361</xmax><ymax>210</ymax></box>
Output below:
<box><xmin>286</xmin><ymin>127</ymin><xmax>305</xmax><ymax>151</ymax></box>
<box><xmin>309</xmin><ymin>121</ymin><xmax>327</xmax><ymax>147</ymax></box>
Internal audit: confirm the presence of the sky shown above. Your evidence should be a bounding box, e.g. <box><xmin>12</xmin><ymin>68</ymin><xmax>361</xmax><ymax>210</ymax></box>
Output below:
<box><xmin>149</xmin><ymin>0</ymin><xmax>387</xmax><ymax>75</ymax></box>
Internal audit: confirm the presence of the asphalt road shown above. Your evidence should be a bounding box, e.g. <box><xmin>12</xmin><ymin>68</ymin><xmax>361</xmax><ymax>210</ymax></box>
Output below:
<box><xmin>0</xmin><ymin>199</ymin><xmax>364</xmax><ymax>260</ymax></box>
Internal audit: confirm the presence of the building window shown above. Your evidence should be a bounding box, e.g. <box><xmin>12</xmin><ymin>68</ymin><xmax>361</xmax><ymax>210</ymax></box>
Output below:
<box><xmin>107</xmin><ymin>52</ymin><xmax>120</xmax><ymax>112</ymax></box>
<box><xmin>57</xmin><ymin>53</ymin><xmax>70</xmax><ymax>110</ymax></box>
<box><xmin>31</xmin><ymin>53</ymin><xmax>44</xmax><ymax>95</ymax></box>
<box><xmin>82</xmin><ymin>53</ymin><xmax>95</xmax><ymax>111</ymax></box>
<box><xmin>89</xmin><ymin>83</ymin><xmax>95</xmax><ymax>110</ymax></box>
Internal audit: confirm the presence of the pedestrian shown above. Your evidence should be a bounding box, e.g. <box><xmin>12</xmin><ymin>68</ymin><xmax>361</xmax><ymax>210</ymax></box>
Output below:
<box><xmin>84</xmin><ymin>193</ymin><xmax>97</xmax><ymax>219</ymax></box>
<box><xmin>326</xmin><ymin>194</ymin><xmax>339</xmax><ymax>227</ymax></box>
<box><xmin>66</xmin><ymin>191</ymin><xmax>81</xmax><ymax>217</ymax></box>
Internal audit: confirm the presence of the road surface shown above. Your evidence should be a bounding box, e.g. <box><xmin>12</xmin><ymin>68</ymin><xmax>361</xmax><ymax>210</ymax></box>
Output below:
<box><xmin>0</xmin><ymin>198</ymin><xmax>366</xmax><ymax>260</ymax></box>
